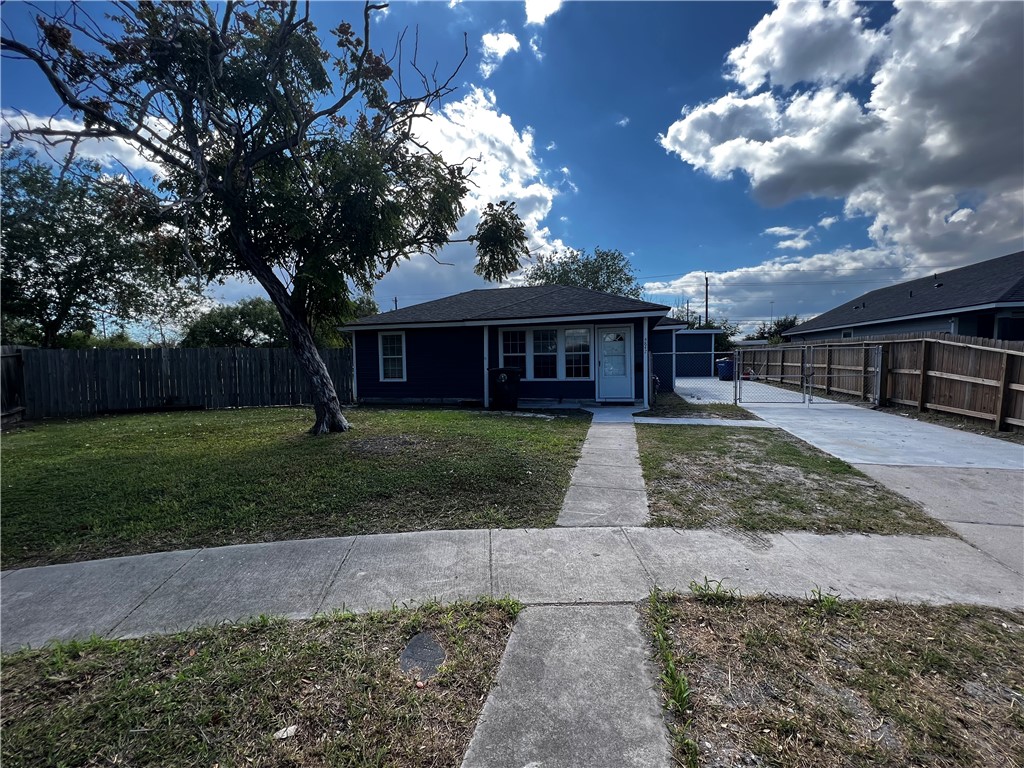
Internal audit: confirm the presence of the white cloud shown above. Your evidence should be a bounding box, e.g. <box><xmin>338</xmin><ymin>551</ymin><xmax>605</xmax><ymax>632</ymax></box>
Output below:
<box><xmin>2</xmin><ymin>109</ymin><xmax>164</xmax><ymax>176</ymax></box>
<box><xmin>616</xmin><ymin>116</ymin><xmax>631</xmax><ymax>128</ymax></box>
<box><xmin>763</xmin><ymin>226</ymin><xmax>804</xmax><ymax>238</ymax></box>
<box><xmin>764</xmin><ymin>225</ymin><xmax>814</xmax><ymax>251</ymax></box>
<box><xmin>370</xmin><ymin>87</ymin><xmax>566</xmax><ymax>305</ymax></box>
<box><xmin>818</xmin><ymin>215</ymin><xmax>839</xmax><ymax>229</ymax></box>
<box><xmin>727</xmin><ymin>0</ymin><xmax>884</xmax><ymax>93</ymax></box>
<box><xmin>545</xmin><ymin>141</ymin><xmax>557</xmax><ymax>151</ymax></box>
<box><xmin>660</xmin><ymin>0</ymin><xmax>1024</xmax><ymax>269</ymax></box>
<box><xmin>642</xmin><ymin>246</ymin><xmax>912</xmax><ymax>334</ymax></box>
<box><xmin>525</xmin><ymin>0</ymin><xmax>563</xmax><ymax>26</ymax></box>
<box><xmin>480</xmin><ymin>32</ymin><xmax>520</xmax><ymax>79</ymax></box>
<box><xmin>529</xmin><ymin>35</ymin><xmax>544</xmax><ymax>60</ymax></box>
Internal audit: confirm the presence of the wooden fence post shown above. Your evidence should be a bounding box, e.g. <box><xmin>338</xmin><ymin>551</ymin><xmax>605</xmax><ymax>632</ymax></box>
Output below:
<box><xmin>917</xmin><ymin>339</ymin><xmax>929</xmax><ymax>412</ymax></box>
<box><xmin>994</xmin><ymin>351</ymin><xmax>1011</xmax><ymax>431</ymax></box>
<box><xmin>877</xmin><ymin>345</ymin><xmax>889</xmax><ymax>407</ymax></box>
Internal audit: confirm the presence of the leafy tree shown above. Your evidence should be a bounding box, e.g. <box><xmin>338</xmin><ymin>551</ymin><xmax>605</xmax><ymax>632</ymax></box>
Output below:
<box><xmin>353</xmin><ymin>293</ymin><xmax>380</xmax><ymax>318</ymax></box>
<box><xmin>2</xmin><ymin>2</ymin><xmax>529</xmax><ymax>433</ymax></box>
<box><xmin>181</xmin><ymin>298</ymin><xmax>288</xmax><ymax>348</ymax></box>
<box><xmin>523</xmin><ymin>247</ymin><xmax>642</xmax><ymax>298</ymax></box>
<box><xmin>61</xmin><ymin>329</ymin><xmax>143</xmax><ymax>349</ymax></box>
<box><xmin>0</xmin><ymin>150</ymin><xmax>197</xmax><ymax>347</ymax></box>
<box><xmin>744</xmin><ymin>314</ymin><xmax>800</xmax><ymax>344</ymax></box>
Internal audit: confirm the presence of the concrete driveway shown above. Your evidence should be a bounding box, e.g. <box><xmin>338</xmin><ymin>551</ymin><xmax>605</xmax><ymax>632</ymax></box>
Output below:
<box><xmin>741</xmin><ymin>401</ymin><xmax>1024</xmax><ymax>574</ymax></box>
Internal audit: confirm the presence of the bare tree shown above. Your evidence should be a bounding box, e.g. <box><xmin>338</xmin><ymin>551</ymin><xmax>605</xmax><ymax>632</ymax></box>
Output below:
<box><xmin>2</xmin><ymin>1</ymin><xmax>529</xmax><ymax>432</ymax></box>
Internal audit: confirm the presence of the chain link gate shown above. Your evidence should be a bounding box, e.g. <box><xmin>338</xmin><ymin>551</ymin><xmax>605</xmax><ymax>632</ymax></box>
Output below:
<box><xmin>735</xmin><ymin>344</ymin><xmax>883</xmax><ymax>405</ymax></box>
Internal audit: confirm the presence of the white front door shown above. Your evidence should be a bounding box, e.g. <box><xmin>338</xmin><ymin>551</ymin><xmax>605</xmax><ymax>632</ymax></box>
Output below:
<box><xmin>597</xmin><ymin>326</ymin><xmax>633</xmax><ymax>400</ymax></box>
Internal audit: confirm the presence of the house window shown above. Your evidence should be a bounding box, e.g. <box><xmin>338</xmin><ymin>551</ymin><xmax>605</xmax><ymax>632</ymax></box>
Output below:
<box><xmin>841</xmin><ymin>330</ymin><xmax>853</xmax><ymax>339</ymax></box>
<box><xmin>502</xmin><ymin>329</ymin><xmax>527</xmax><ymax>373</ymax></box>
<box><xmin>379</xmin><ymin>331</ymin><xmax>406</xmax><ymax>381</ymax></box>
<box><xmin>564</xmin><ymin>328</ymin><xmax>591</xmax><ymax>378</ymax></box>
<box><xmin>533</xmin><ymin>329</ymin><xmax>558</xmax><ymax>379</ymax></box>
<box><xmin>499</xmin><ymin>326</ymin><xmax>593</xmax><ymax>381</ymax></box>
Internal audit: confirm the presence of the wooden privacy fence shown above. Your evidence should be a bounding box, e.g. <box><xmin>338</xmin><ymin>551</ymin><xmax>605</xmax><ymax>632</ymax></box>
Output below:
<box><xmin>1</xmin><ymin>346</ymin><xmax>353</xmax><ymax>420</ymax></box>
<box><xmin>742</xmin><ymin>336</ymin><xmax>1024</xmax><ymax>431</ymax></box>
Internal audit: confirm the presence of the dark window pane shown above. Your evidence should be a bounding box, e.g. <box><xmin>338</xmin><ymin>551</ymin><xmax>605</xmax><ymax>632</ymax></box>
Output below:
<box><xmin>534</xmin><ymin>355</ymin><xmax>557</xmax><ymax>378</ymax></box>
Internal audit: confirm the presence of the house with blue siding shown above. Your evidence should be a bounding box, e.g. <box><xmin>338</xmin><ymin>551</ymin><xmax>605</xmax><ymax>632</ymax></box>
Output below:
<box><xmin>343</xmin><ymin>286</ymin><xmax>670</xmax><ymax>407</ymax></box>
<box><xmin>785</xmin><ymin>251</ymin><xmax>1024</xmax><ymax>343</ymax></box>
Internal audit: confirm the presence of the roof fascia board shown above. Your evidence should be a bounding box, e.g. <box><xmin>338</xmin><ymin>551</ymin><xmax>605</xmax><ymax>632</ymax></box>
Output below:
<box><xmin>346</xmin><ymin>310</ymin><xmax>668</xmax><ymax>331</ymax></box>
<box><xmin>787</xmin><ymin>301</ymin><xmax>1024</xmax><ymax>335</ymax></box>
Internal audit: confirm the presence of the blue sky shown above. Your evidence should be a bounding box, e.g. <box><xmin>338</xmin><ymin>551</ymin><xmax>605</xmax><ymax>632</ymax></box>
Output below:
<box><xmin>3</xmin><ymin>1</ymin><xmax>1022</xmax><ymax>332</ymax></box>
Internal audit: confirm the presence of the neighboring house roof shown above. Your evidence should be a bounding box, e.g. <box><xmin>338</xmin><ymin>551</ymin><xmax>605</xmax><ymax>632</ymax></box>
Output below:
<box><xmin>346</xmin><ymin>285</ymin><xmax>670</xmax><ymax>328</ymax></box>
<box><xmin>654</xmin><ymin>316</ymin><xmax>688</xmax><ymax>329</ymax></box>
<box><xmin>786</xmin><ymin>251</ymin><xmax>1024</xmax><ymax>336</ymax></box>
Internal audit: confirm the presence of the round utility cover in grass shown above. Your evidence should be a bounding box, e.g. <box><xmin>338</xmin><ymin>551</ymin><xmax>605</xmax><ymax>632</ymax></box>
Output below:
<box><xmin>400</xmin><ymin>631</ymin><xmax>446</xmax><ymax>680</ymax></box>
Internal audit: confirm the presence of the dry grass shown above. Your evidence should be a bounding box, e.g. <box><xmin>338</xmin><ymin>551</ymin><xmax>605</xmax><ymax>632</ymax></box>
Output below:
<box><xmin>643</xmin><ymin>392</ymin><xmax>759</xmax><ymax>420</ymax></box>
<box><xmin>1</xmin><ymin>599</ymin><xmax>520</xmax><ymax>768</ymax></box>
<box><xmin>645</xmin><ymin>591</ymin><xmax>1024</xmax><ymax>768</ymax></box>
<box><xmin>637</xmin><ymin>425</ymin><xmax>950</xmax><ymax>536</ymax></box>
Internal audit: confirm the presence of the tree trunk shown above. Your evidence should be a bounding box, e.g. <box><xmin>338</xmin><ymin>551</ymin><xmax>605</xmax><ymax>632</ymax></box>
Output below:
<box><xmin>230</xmin><ymin>226</ymin><xmax>351</xmax><ymax>434</ymax></box>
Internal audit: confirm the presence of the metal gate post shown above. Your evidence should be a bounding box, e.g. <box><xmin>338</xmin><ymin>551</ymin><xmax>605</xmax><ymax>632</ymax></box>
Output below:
<box><xmin>733</xmin><ymin>350</ymin><xmax>739</xmax><ymax>404</ymax></box>
<box><xmin>803</xmin><ymin>346</ymin><xmax>812</xmax><ymax>403</ymax></box>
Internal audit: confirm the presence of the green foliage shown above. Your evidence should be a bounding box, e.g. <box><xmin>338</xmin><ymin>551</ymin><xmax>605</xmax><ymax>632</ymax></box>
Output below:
<box><xmin>688</xmin><ymin>577</ymin><xmax>740</xmax><ymax>604</ymax></box>
<box><xmin>3</xmin><ymin>3</ymin><xmax>531</xmax><ymax>427</ymax></box>
<box><xmin>0</xmin><ymin>151</ymin><xmax>199</xmax><ymax>348</ymax></box>
<box><xmin>180</xmin><ymin>298</ymin><xmax>288</xmax><ymax>348</ymax></box>
<box><xmin>60</xmin><ymin>330</ymin><xmax>143</xmax><ymax>350</ymax></box>
<box><xmin>745</xmin><ymin>314</ymin><xmax>801</xmax><ymax>343</ymax></box>
<box><xmin>523</xmin><ymin>247</ymin><xmax>642</xmax><ymax>298</ymax></box>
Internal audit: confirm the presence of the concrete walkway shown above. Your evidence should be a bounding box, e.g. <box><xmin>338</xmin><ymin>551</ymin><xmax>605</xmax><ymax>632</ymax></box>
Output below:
<box><xmin>558</xmin><ymin>410</ymin><xmax>649</xmax><ymax>526</ymax></box>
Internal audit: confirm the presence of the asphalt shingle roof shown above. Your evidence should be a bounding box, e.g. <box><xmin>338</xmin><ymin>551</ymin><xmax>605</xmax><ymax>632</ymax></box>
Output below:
<box><xmin>346</xmin><ymin>285</ymin><xmax>670</xmax><ymax>326</ymax></box>
<box><xmin>786</xmin><ymin>251</ymin><xmax>1024</xmax><ymax>335</ymax></box>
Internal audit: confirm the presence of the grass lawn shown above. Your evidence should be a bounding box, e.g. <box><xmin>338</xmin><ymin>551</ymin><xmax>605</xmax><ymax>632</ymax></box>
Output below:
<box><xmin>636</xmin><ymin>425</ymin><xmax>949</xmax><ymax>536</ymax></box>
<box><xmin>641</xmin><ymin>392</ymin><xmax>758</xmax><ymax>420</ymax></box>
<box><xmin>1</xmin><ymin>407</ymin><xmax>590</xmax><ymax>569</ymax></box>
<box><xmin>646</xmin><ymin>589</ymin><xmax>1024</xmax><ymax>768</ymax></box>
<box><xmin>1</xmin><ymin>599</ymin><xmax>519</xmax><ymax>768</ymax></box>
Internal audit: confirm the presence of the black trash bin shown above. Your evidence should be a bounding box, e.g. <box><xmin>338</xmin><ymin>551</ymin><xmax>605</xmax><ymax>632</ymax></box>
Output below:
<box><xmin>489</xmin><ymin>367</ymin><xmax>522</xmax><ymax>410</ymax></box>
<box><xmin>716</xmin><ymin>357</ymin><xmax>735</xmax><ymax>381</ymax></box>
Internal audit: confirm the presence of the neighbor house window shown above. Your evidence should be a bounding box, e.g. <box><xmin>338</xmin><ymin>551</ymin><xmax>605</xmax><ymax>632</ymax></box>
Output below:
<box><xmin>532</xmin><ymin>329</ymin><xmax>558</xmax><ymax>379</ymax></box>
<box><xmin>502</xmin><ymin>329</ymin><xmax>527</xmax><ymax>373</ymax></box>
<box><xmin>564</xmin><ymin>328</ymin><xmax>591</xmax><ymax>378</ymax></box>
<box><xmin>841</xmin><ymin>330</ymin><xmax>853</xmax><ymax>339</ymax></box>
<box><xmin>379</xmin><ymin>331</ymin><xmax>406</xmax><ymax>381</ymax></box>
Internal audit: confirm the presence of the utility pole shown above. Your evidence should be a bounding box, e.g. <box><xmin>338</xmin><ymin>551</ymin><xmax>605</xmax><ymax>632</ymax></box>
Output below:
<box><xmin>393</xmin><ymin>297</ymin><xmax>398</xmax><ymax>311</ymax></box>
<box><xmin>685</xmin><ymin>299</ymin><xmax>690</xmax><ymax>326</ymax></box>
<box><xmin>770</xmin><ymin>301</ymin><xmax>775</xmax><ymax>327</ymax></box>
<box><xmin>704</xmin><ymin>273</ymin><xmax>709</xmax><ymax>326</ymax></box>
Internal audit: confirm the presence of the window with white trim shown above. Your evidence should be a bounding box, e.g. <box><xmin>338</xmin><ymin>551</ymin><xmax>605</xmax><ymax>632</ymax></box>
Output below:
<box><xmin>499</xmin><ymin>326</ymin><xmax>592</xmax><ymax>380</ymax></box>
<box><xmin>532</xmin><ymin>329</ymin><xmax>558</xmax><ymax>379</ymax></box>
<box><xmin>379</xmin><ymin>331</ymin><xmax>406</xmax><ymax>381</ymax></box>
<box><xmin>502</xmin><ymin>329</ymin><xmax>527</xmax><ymax>373</ymax></box>
<box><xmin>564</xmin><ymin>328</ymin><xmax>591</xmax><ymax>378</ymax></box>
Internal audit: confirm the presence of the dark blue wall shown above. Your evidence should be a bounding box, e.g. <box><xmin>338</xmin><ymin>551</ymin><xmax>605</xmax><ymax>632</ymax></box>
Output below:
<box><xmin>355</xmin><ymin>327</ymin><xmax>485</xmax><ymax>401</ymax></box>
<box><xmin>356</xmin><ymin>316</ymin><xmax>666</xmax><ymax>403</ymax></box>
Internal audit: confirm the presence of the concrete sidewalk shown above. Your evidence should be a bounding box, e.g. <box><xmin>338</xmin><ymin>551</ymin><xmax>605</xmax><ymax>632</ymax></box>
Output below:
<box><xmin>3</xmin><ymin>526</ymin><xmax>1021</xmax><ymax>652</ymax></box>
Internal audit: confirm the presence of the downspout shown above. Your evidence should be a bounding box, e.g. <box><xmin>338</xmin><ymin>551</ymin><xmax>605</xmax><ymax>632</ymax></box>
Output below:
<box><xmin>350</xmin><ymin>331</ymin><xmax>358</xmax><ymax>403</ymax></box>
<box><xmin>642</xmin><ymin>318</ymin><xmax>650</xmax><ymax>409</ymax></box>
<box><xmin>483</xmin><ymin>325</ymin><xmax>489</xmax><ymax>408</ymax></box>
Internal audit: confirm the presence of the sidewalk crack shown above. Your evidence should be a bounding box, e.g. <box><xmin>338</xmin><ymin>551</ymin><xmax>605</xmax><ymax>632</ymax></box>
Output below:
<box><xmin>313</xmin><ymin>536</ymin><xmax>358</xmax><ymax>615</ymax></box>
<box><xmin>107</xmin><ymin>548</ymin><xmax>203</xmax><ymax>636</ymax></box>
